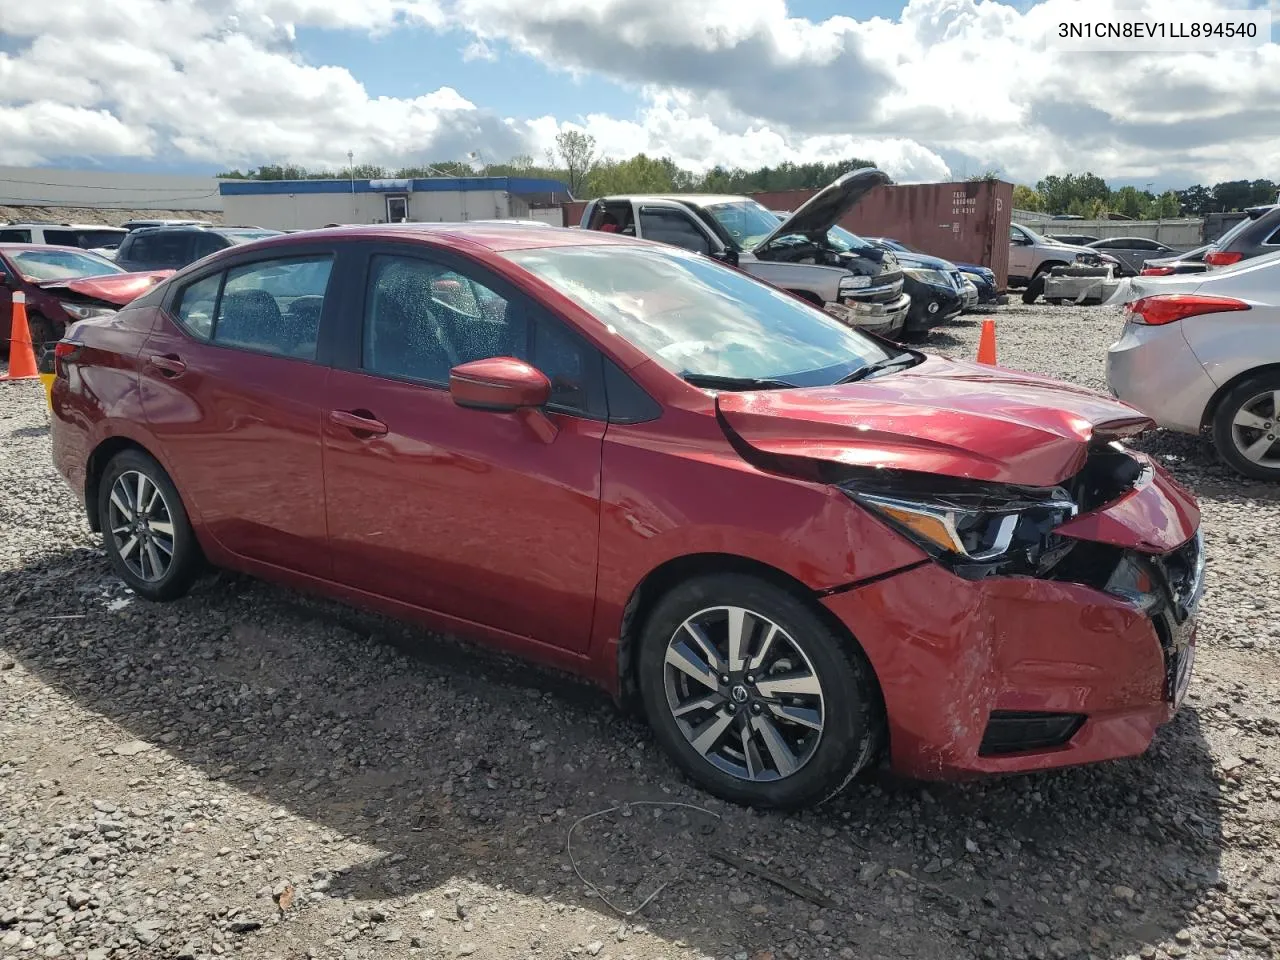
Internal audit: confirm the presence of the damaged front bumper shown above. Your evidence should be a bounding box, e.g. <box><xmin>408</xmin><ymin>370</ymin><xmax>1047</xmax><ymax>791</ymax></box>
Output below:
<box><xmin>825</xmin><ymin>292</ymin><xmax>911</xmax><ymax>339</ymax></box>
<box><xmin>825</xmin><ymin>454</ymin><xmax>1204</xmax><ymax>780</ymax></box>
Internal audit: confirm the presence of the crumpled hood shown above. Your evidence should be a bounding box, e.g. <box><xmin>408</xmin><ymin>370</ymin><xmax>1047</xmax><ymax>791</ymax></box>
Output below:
<box><xmin>716</xmin><ymin>355</ymin><xmax>1154</xmax><ymax>487</ymax></box>
<box><xmin>34</xmin><ymin>270</ymin><xmax>172</xmax><ymax>305</ymax></box>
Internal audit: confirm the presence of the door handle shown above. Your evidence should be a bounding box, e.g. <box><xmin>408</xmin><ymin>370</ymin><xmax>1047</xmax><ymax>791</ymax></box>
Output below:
<box><xmin>148</xmin><ymin>354</ymin><xmax>186</xmax><ymax>377</ymax></box>
<box><xmin>329</xmin><ymin>409</ymin><xmax>388</xmax><ymax>438</ymax></box>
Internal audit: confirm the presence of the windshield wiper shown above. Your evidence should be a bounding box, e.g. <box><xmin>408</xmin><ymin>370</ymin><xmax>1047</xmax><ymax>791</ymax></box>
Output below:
<box><xmin>682</xmin><ymin>373</ymin><xmax>797</xmax><ymax>391</ymax></box>
<box><xmin>835</xmin><ymin>354</ymin><xmax>917</xmax><ymax>384</ymax></box>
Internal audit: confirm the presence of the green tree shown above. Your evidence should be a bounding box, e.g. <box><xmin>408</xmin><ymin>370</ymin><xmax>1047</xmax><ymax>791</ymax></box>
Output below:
<box><xmin>1149</xmin><ymin>191</ymin><xmax>1182</xmax><ymax>219</ymax></box>
<box><xmin>1212</xmin><ymin>180</ymin><xmax>1254</xmax><ymax>212</ymax></box>
<box><xmin>1037</xmin><ymin>172</ymin><xmax>1110</xmax><ymax>215</ymax></box>
<box><xmin>1011</xmin><ymin>184</ymin><xmax>1043</xmax><ymax>210</ymax></box>
<box><xmin>585</xmin><ymin>154</ymin><xmax>676</xmax><ymax>197</ymax></box>
<box><xmin>555</xmin><ymin>129</ymin><xmax>598</xmax><ymax>197</ymax></box>
<box><xmin>1178</xmin><ymin>184</ymin><xmax>1213</xmax><ymax>214</ymax></box>
<box><xmin>1112</xmin><ymin>186</ymin><xmax>1146</xmax><ymax>219</ymax></box>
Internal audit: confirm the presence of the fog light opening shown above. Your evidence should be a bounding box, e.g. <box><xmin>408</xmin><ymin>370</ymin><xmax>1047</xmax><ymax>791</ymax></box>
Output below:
<box><xmin>978</xmin><ymin>711</ymin><xmax>1086</xmax><ymax>757</ymax></box>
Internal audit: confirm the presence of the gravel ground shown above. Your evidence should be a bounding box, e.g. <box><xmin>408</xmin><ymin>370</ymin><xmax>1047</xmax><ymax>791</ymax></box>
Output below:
<box><xmin>3</xmin><ymin>302</ymin><xmax>1280</xmax><ymax>960</ymax></box>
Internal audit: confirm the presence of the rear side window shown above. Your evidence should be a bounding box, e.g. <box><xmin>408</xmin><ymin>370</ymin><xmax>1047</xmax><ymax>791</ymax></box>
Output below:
<box><xmin>126</xmin><ymin>232</ymin><xmax>194</xmax><ymax>267</ymax></box>
<box><xmin>44</xmin><ymin>229</ymin><xmax>126</xmax><ymax>249</ymax></box>
<box><xmin>0</xmin><ymin>229</ymin><xmax>32</xmax><ymax>242</ymax></box>
<box><xmin>174</xmin><ymin>273</ymin><xmax>222</xmax><ymax>339</ymax></box>
<box><xmin>213</xmin><ymin>256</ymin><xmax>333</xmax><ymax>360</ymax></box>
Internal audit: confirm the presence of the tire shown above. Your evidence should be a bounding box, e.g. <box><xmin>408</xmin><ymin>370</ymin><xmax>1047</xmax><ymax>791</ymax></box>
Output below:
<box><xmin>97</xmin><ymin>449</ymin><xmax>202</xmax><ymax>601</ymax></box>
<box><xmin>1022</xmin><ymin>274</ymin><xmax>1046</xmax><ymax>305</ymax></box>
<box><xmin>26</xmin><ymin>313</ymin><xmax>59</xmax><ymax>358</ymax></box>
<box><xmin>637</xmin><ymin>573</ymin><xmax>883</xmax><ymax>809</ymax></box>
<box><xmin>1211</xmin><ymin>372</ymin><xmax>1280</xmax><ymax>481</ymax></box>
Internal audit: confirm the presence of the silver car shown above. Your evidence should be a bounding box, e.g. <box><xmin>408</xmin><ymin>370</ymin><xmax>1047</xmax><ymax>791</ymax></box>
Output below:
<box><xmin>1106</xmin><ymin>251</ymin><xmax>1280</xmax><ymax>480</ymax></box>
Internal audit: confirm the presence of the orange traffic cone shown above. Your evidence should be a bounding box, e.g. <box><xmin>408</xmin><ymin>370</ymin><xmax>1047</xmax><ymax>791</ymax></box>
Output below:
<box><xmin>3</xmin><ymin>291</ymin><xmax>40</xmax><ymax>381</ymax></box>
<box><xmin>976</xmin><ymin>318</ymin><xmax>997</xmax><ymax>366</ymax></box>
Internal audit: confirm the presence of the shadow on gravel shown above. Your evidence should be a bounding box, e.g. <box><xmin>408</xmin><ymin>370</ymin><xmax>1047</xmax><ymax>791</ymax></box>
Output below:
<box><xmin>5</xmin><ymin>546</ymin><xmax>1226</xmax><ymax>960</ymax></box>
<box><xmin>1132</xmin><ymin>432</ymin><xmax>1280</xmax><ymax>507</ymax></box>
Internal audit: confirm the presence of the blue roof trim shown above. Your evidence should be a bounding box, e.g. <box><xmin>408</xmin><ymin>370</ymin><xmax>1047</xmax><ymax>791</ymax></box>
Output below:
<box><xmin>218</xmin><ymin>176</ymin><xmax>572</xmax><ymax>197</ymax></box>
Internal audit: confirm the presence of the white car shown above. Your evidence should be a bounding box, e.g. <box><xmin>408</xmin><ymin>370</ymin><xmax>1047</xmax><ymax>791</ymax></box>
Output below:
<box><xmin>1106</xmin><ymin>251</ymin><xmax>1280</xmax><ymax>480</ymax></box>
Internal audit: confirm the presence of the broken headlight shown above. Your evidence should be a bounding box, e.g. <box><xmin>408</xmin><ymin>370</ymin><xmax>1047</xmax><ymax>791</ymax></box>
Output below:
<box><xmin>840</xmin><ymin>477</ymin><xmax>1079</xmax><ymax>579</ymax></box>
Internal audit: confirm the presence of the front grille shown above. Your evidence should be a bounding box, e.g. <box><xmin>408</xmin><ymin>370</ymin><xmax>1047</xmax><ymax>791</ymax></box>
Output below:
<box><xmin>857</xmin><ymin>277</ymin><xmax>905</xmax><ymax>305</ymax></box>
<box><xmin>950</xmin><ymin>270</ymin><xmax>964</xmax><ymax>290</ymax></box>
<box><xmin>979</xmin><ymin>711</ymin><xmax>1085</xmax><ymax>756</ymax></box>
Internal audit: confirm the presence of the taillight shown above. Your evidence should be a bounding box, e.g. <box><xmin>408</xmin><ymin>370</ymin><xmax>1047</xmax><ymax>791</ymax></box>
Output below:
<box><xmin>1140</xmin><ymin>266</ymin><xmax>1175</xmax><ymax>276</ymax></box>
<box><xmin>53</xmin><ymin>340</ymin><xmax>81</xmax><ymax>378</ymax></box>
<box><xmin>1126</xmin><ymin>294</ymin><xmax>1250</xmax><ymax>326</ymax></box>
<box><xmin>1204</xmin><ymin>250</ymin><xmax>1244</xmax><ymax>267</ymax></box>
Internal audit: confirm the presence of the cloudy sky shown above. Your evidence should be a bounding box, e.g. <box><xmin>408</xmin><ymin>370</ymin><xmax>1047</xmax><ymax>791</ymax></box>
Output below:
<box><xmin>0</xmin><ymin>0</ymin><xmax>1277</xmax><ymax>188</ymax></box>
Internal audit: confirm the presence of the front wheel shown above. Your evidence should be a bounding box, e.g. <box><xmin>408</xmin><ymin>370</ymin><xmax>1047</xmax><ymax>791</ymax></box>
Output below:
<box><xmin>637</xmin><ymin>574</ymin><xmax>883</xmax><ymax>809</ymax></box>
<box><xmin>1212</xmin><ymin>372</ymin><xmax>1280</xmax><ymax>481</ymax></box>
<box><xmin>98</xmin><ymin>449</ymin><xmax>202</xmax><ymax>601</ymax></box>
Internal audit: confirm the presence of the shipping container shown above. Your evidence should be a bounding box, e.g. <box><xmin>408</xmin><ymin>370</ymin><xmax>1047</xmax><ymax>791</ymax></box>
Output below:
<box><xmin>751</xmin><ymin>180</ymin><xmax>1014</xmax><ymax>290</ymax></box>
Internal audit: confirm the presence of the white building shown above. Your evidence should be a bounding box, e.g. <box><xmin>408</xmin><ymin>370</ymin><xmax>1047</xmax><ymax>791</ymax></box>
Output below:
<box><xmin>0</xmin><ymin>165</ymin><xmax>222</xmax><ymax>211</ymax></box>
<box><xmin>219</xmin><ymin>176</ymin><xmax>572</xmax><ymax>230</ymax></box>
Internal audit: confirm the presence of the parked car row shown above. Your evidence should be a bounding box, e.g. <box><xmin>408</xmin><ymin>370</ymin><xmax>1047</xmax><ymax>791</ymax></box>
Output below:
<box><xmin>1108</xmin><ymin>249</ymin><xmax>1280</xmax><ymax>481</ymax></box>
<box><xmin>48</xmin><ymin>219</ymin><xmax>1204</xmax><ymax>810</ymax></box>
<box><xmin>577</xmin><ymin>169</ymin><xmax>998</xmax><ymax>345</ymax></box>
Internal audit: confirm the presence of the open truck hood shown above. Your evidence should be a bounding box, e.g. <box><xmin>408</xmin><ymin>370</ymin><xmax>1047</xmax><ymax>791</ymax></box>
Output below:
<box><xmin>33</xmin><ymin>270</ymin><xmax>172</xmax><ymax>305</ymax></box>
<box><xmin>754</xmin><ymin>167</ymin><xmax>890</xmax><ymax>254</ymax></box>
<box><xmin>716</xmin><ymin>355</ymin><xmax>1154</xmax><ymax>488</ymax></box>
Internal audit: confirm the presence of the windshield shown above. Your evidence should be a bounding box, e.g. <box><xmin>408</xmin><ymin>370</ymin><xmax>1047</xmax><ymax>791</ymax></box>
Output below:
<box><xmin>873</xmin><ymin>237</ymin><xmax>916</xmax><ymax>254</ymax></box>
<box><xmin>703</xmin><ymin>200</ymin><xmax>786</xmax><ymax>250</ymax></box>
<box><xmin>825</xmin><ymin>224</ymin><xmax>878</xmax><ymax>253</ymax></box>
<box><xmin>220</xmin><ymin>229</ymin><xmax>283</xmax><ymax>244</ymax></box>
<box><xmin>9</xmin><ymin>248</ymin><xmax>125</xmax><ymax>281</ymax></box>
<box><xmin>503</xmin><ymin>244</ymin><xmax>895</xmax><ymax>387</ymax></box>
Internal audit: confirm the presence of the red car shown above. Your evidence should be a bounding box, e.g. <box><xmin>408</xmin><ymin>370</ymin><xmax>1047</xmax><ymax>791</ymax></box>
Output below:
<box><xmin>0</xmin><ymin>243</ymin><xmax>171</xmax><ymax>354</ymax></box>
<box><xmin>49</xmin><ymin>224</ymin><xmax>1204</xmax><ymax>808</ymax></box>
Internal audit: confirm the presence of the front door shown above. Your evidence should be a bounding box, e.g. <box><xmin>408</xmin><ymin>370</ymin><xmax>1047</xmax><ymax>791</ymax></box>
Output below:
<box><xmin>138</xmin><ymin>249</ymin><xmax>338</xmax><ymax>577</ymax></box>
<box><xmin>321</xmin><ymin>245</ymin><xmax>606</xmax><ymax>651</ymax></box>
<box><xmin>1009</xmin><ymin>225</ymin><xmax>1034</xmax><ymax>278</ymax></box>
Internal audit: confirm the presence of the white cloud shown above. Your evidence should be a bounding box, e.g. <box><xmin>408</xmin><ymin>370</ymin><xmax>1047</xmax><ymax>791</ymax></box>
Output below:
<box><xmin>0</xmin><ymin>0</ymin><xmax>1275</xmax><ymax>185</ymax></box>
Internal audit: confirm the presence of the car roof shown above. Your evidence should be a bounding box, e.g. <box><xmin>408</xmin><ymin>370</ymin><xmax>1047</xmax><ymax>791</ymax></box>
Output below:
<box><xmin>2</xmin><ymin>222</ymin><xmax>127</xmax><ymax>230</ymax></box>
<box><xmin>225</xmin><ymin>221</ymin><xmax>640</xmax><ymax>255</ymax></box>
<box><xmin>595</xmin><ymin>194</ymin><xmax>753</xmax><ymax>206</ymax></box>
<box><xmin>0</xmin><ymin>242</ymin><xmax>109</xmax><ymax>253</ymax></box>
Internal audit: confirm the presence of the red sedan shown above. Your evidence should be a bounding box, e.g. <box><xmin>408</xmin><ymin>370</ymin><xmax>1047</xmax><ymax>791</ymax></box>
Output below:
<box><xmin>49</xmin><ymin>224</ymin><xmax>1204</xmax><ymax>808</ymax></box>
<box><xmin>0</xmin><ymin>244</ymin><xmax>170</xmax><ymax>354</ymax></box>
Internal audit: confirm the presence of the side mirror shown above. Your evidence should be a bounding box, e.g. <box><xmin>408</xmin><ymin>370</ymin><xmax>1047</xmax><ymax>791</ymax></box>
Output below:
<box><xmin>450</xmin><ymin>357</ymin><xmax>551</xmax><ymax>412</ymax></box>
<box><xmin>712</xmin><ymin>248</ymin><xmax>740</xmax><ymax>267</ymax></box>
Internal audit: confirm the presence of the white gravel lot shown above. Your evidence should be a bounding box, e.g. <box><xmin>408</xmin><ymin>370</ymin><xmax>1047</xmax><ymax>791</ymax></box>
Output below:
<box><xmin>2</xmin><ymin>302</ymin><xmax>1280</xmax><ymax>960</ymax></box>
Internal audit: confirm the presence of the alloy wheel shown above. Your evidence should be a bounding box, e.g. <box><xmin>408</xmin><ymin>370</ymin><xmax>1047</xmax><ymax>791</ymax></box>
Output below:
<box><xmin>1230</xmin><ymin>390</ymin><xmax>1280</xmax><ymax>469</ymax></box>
<box><xmin>107</xmin><ymin>470</ymin><xmax>176</xmax><ymax>583</ymax></box>
<box><xmin>662</xmin><ymin>605</ymin><xmax>825</xmax><ymax>782</ymax></box>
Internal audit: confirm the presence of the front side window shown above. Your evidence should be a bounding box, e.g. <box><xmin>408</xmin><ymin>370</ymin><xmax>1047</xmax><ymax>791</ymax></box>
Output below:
<box><xmin>503</xmin><ymin>244</ymin><xmax>894</xmax><ymax>387</ymax></box>
<box><xmin>363</xmin><ymin>253</ymin><xmax>597</xmax><ymax>413</ymax></box>
<box><xmin>7</xmin><ymin>248</ymin><xmax>123</xmax><ymax>280</ymax></box>
<box><xmin>212</xmin><ymin>255</ymin><xmax>332</xmax><ymax>359</ymax></box>
<box><xmin>638</xmin><ymin>208</ymin><xmax>712</xmax><ymax>255</ymax></box>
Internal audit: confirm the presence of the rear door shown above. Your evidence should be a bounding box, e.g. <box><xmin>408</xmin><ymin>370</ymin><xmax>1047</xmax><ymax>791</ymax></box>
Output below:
<box><xmin>138</xmin><ymin>243</ymin><xmax>343</xmax><ymax>577</ymax></box>
<box><xmin>321</xmin><ymin>242</ymin><xmax>606</xmax><ymax>651</ymax></box>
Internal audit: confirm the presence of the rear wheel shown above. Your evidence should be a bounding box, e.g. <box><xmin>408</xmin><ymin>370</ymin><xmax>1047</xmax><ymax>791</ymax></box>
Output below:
<box><xmin>98</xmin><ymin>449</ymin><xmax>202</xmax><ymax>601</ymax></box>
<box><xmin>637</xmin><ymin>573</ymin><xmax>883</xmax><ymax>809</ymax></box>
<box><xmin>1212</xmin><ymin>372</ymin><xmax>1280</xmax><ymax>481</ymax></box>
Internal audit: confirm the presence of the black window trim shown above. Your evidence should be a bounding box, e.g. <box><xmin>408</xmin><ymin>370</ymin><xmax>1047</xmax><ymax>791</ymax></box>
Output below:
<box><xmin>161</xmin><ymin>243</ymin><xmax>344</xmax><ymax>366</ymax></box>
<box><xmin>341</xmin><ymin>241</ymin><xmax>610</xmax><ymax>421</ymax></box>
